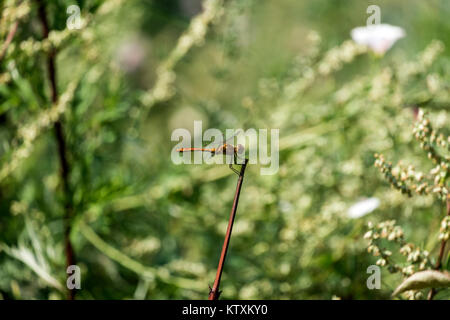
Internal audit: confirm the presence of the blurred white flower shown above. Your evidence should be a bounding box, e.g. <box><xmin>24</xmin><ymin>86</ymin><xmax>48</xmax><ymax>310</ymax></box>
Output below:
<box><xmin>348</xmin><ymin>197</ymin><xmax>380</xmax><ymax>219</ymax></box>
<box><xmin>351</xmin><ymin>24</ymin><xmax>405</xmax><ymax>55</ymax></box>
<box><xmin>116</xmin><ymin>38</ymin><xmax>146</xmax><ymax>73</ymax></box>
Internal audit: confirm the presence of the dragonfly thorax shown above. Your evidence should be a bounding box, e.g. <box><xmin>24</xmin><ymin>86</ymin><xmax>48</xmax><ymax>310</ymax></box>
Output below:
<box><xmin>215</xmin><ymin>144</ymin><xmax>235</xmax><ymax>155</ymax></box>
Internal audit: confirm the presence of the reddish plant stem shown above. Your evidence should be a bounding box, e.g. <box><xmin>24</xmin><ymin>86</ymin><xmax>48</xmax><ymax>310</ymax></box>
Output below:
<box><xmin>0</xmin><ymin>21</ymin><xmax>19</xmax><ymax>62</ymax></box>
<box><xmin>435</xmin><ymin>196</ymin><xmax>450</xmax><ymax>270</ymax></box>
<box><xmin>428</xmin><ymin>195</ymin><xmax>450</xmax><ymax>300</ymax></box>
<box><xmin>208</xmin><ymin>159</ymin><xmax>248</xmax><ymax>300</ymax></box>
<box><xmin>412</xmin><ymin>106</ymin><xmax>419</xmax><ymax>121</ymax></box>
<box><xmin>36</xmin><ymin>0</ymin><xmax>75</xmax><ymax>300</ymax></box>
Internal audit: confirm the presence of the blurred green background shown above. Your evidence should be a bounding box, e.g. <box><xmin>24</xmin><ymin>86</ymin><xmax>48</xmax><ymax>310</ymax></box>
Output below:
<box><xmin>0</xmin><ymin>0</ymin><xmax>449</xmax><ymax>299</ymax></box>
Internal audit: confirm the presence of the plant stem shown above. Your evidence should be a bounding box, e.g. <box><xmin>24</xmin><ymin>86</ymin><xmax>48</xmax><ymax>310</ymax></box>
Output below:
<box><xmin>428</xmin><ymin>195</ymin><xmax>450</xmax><ymax>300</ymax></box>
<box><xmin>36</xmin><ymin>0</ymin><xmax>75</xmax><ymax>300</ymax></box>
<box><xmin>208</xmin><ymin>159</ymin><xmax>248</xmax><ymax>300</ymax></box>
<box><xmin>0</xmin><ymin>21</ymin><xmax>19</xmax><ymax>62</ymax></box>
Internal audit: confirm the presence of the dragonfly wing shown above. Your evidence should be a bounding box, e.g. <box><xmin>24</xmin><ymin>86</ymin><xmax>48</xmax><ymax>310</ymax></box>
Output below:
<box><xmin>222</xmin><ymin>128</ymin><xmax>244</xmax><ymax>145</ymax></box>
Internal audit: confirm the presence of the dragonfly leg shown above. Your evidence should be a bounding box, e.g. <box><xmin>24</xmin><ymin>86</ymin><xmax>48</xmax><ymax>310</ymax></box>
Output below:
<box><xmin>229</xmin><ymin>163</ymin><xmax>240</xmax><ymax>175</ymax></box>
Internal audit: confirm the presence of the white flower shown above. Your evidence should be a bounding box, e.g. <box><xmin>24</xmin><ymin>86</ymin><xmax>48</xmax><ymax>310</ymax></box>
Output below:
<box><xmin>347</xmin><ymin>197</ymin><xmax>380</xmax><ymax>219</ymax></box>
<box><xmin>351</xmin><ymin>24</ymin><xmax>405</xmax><ymax>55</ymax></box>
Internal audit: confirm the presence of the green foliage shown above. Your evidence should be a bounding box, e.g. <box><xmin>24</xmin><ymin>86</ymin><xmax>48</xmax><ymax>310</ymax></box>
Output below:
<box><xmin>368</xmin><ymin>110</ymin><xmax>449</xmax><ymax>299</ymax></box>
<box><xmin>0</xmin><ymin>0</ymin><xmax>449</xmax><ymax>300</ymax></box>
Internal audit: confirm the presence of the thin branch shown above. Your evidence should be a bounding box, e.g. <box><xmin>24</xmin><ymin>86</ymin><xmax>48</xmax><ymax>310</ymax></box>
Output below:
<box><xmin>428</xmin><ymin>195</ymin><xmax>450</xmax><ymax>300</ymax></box>
<box><xmin>0</xmin><ymin>21</ymin><xmax>19</xmax><ymax>62</ymax></box>
<box><xmin>35</xmin><ymin>0</ymin><xmax>75</xmax><ymax>300</ymax></box>
<box><xmin>435</xmin><ymin>196</ymin><xmax>450</xmax><ymax>270</ymax></box>
<box><xmin>208</xmin><ymin>159</ymin><xmax>248</xmax><ymax>300</ymax></box>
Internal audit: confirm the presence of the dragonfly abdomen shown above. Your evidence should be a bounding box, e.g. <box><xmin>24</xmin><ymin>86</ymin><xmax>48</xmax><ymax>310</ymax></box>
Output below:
<box><xmin>177</xmin><ymin>148</ymin><xmax>215</xmax><ymax>153</ymax></box>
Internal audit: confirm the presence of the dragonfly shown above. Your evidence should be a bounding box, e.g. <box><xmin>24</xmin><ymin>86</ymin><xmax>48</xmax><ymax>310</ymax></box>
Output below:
<box><xmin>176</xmin><ymin>130</ymin><xmax>245</xmax><ymax>175</ymax></box>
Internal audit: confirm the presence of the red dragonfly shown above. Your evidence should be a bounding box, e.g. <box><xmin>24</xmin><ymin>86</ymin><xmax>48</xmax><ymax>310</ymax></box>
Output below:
<box><xmin>177</xmin><ymin>130</ymin><xmax>245</xmax><ymax>174</ymax></box>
